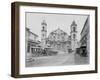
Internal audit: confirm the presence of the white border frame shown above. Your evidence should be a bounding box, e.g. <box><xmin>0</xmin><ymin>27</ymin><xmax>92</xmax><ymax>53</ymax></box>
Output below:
<box><xmin>19</xmin><ymin>6</ymin><xmax>95</xmax><ymax>74</ymax></box>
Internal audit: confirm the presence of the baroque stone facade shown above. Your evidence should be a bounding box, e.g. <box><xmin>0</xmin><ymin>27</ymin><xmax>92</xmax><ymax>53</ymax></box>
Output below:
<box><xmin>40</xmin><ymin>20</ymin><xmax>78</xmax><ymax>53</ymax></box>
<box><xmin>47</xmin><ymin>28</ymin><xmax>69</xmax><ymax>52</ymax></box>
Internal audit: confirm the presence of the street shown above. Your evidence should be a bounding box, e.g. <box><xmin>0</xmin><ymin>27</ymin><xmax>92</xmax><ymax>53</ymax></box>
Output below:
<box><xmin>26</xmin><ymin>51</ymin><xmax>89</xmax><ymax>67</ymax></box>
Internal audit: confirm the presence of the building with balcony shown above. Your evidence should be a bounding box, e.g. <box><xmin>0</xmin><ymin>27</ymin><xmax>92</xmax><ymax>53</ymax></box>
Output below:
<box><xmin>80</xmin><ymin>16</ymin><xmax>90</xmax><ymax>56</ymax></box>
<box><xmin>25</xmin><ymin>28</ymin><xmax>40</xmax><ymax>57</ymax></box>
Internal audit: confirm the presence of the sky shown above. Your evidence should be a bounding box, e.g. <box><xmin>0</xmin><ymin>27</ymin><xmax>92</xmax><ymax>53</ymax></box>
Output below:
<box><xmin>26</xmin><ymin>12</ymin><xmax>88</xmax><ymax>41</ymax></box>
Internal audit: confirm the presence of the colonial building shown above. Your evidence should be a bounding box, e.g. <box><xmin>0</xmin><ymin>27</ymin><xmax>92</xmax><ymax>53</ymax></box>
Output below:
<box><xmin>80</xmin><ymin>17</ymin><xmax>90</xmax><ymax>56</ymax></box>
<box><xmin>26</xmin><ymin>28</ymin><xmax>39</xmax><ymax>57</ymax></box>
<box><xmin>70</xmin><ymin>20</ymin><xmax>77</xmax><ymax>51</ymax></box>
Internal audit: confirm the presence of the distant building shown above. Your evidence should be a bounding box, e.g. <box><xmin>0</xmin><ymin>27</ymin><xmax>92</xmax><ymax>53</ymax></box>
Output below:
<box><xmin>70</xmin><ymin>20</ymin><xmax>77</xmax><ymax>51</ymax></box>
<box><xmin>47</xmin><ymin>28</ymin><xmax>69</xmax><ymax>52</ymax></box>
<box><xmin>80</xmin><ymin>16</ymin><xmax>90</xmax><ymax>56</ymax></box>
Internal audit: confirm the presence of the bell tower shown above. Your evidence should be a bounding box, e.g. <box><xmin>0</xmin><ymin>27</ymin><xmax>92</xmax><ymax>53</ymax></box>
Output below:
<box><xmin>41</xmin><ymin>20</ymin><xmax>47</xmax><ymax>49</ymax></box>
<box><xmin>70</xmin><ymin>20</ymin><xmax>77</xmax><ymax>51</ymax></box>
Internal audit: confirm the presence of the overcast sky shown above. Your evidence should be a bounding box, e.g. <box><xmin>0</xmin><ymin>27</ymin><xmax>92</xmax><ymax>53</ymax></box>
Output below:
<box><xmin>26</xmin><ymin>12</ymin><xmax>88</xmax><ymax>41</ymax></box>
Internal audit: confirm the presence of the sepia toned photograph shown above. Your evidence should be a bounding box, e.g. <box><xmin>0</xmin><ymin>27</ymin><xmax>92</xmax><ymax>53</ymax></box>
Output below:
<box><xmin>25</xmin><ymin>12</ymin><xmax>90</xmax><ymax>67</ymax></box>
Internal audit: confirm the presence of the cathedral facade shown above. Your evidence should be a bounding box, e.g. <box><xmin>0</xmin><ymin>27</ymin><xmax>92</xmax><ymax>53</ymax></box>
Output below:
<box><xmin>47</xmin><ymin>28</ymin><xmax>69</xmax><ymax>52</ymax></box>
<box><xmin>41</xmin><ymin>20</ymin><xmax>78</xmax><ymax>53</ymax></box>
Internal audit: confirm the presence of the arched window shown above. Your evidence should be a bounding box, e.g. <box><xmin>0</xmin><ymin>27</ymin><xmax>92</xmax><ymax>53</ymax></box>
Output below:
<box><xmin>27</xmin><ymin>43</ymin><xmax>30</xmax><ymax>53</ymax></box>
<box><xmin>73</xmin><ymin>34</ymin><xmax>76</xmax><ymax>39</ymax></box>
<box><xmin>73</xmin><ymin>27</ymin><xmax>76</xmax><ymax>32</ymax></box>
<box><xmin>53</xmin><ymin>36</ymin><xmax>56</xmax><ymax>40</ymax></box>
